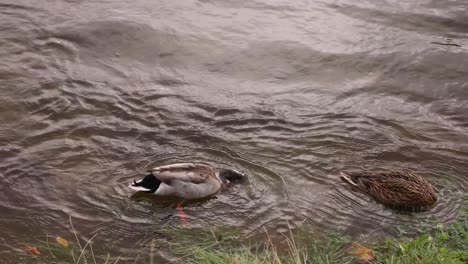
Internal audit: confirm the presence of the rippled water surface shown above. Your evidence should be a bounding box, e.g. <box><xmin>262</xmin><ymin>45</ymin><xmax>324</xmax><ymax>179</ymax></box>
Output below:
<box><xmin>1</xmin><ymin>0</ymin><xmax>468</xmax><ymax>261</ymax></box>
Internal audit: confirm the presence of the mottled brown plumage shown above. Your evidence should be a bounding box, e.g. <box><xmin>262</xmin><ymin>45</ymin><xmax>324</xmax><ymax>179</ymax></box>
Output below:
<box><xmin>340</xmin><ymin>170</ymin><xmax>437</xmax><ymax>207</ymax></box>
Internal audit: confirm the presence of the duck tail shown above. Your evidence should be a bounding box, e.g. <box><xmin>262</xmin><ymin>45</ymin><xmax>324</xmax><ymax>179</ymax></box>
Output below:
<box><xmin>128</xmin><ymin>173</ymin><xmax>160</xmax><ymax>192</ymax></box>
<box><xmin>340</xmin><ymin>172</ymin><xmax>358</xmax><ymax>187</ymax></box>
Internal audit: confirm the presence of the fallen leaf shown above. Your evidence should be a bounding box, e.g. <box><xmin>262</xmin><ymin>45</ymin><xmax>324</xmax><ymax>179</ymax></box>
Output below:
<box><xmin>231</xmin><ymin>256</ymin><xmax>238</xmax><ymax>264</ymax></box>
<box><xmin>21</xmin><ymin>245</ymin><xmax>41</xmax><ymax>255</ymax></box>
<box><xmin>56</xmin><ymin>236</ymin><xmax>69</xmax><ymax>248</ymax></box>
<box><xmin>347</xmin><ymin>242</ymin><xmax>373</xmax><ymax>261</ymax></box>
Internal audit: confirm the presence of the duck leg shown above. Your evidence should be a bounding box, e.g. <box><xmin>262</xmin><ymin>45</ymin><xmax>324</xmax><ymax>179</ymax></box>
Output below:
<box><xmin>176</xmin><ymin>201</ymin><xmax>187</xmax><ymax>224</ymax></box>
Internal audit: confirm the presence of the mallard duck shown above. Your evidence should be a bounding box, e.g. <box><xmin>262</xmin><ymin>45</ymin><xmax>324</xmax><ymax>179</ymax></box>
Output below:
<box><xmin>128</xmin><ymin>163</ymin><xmax>245</xmax><ymax>199</ymax></box>
<box><xmin>340</xmin><ymin>170</ymin><xmax>437</xmax><ymax>207</ymax></box>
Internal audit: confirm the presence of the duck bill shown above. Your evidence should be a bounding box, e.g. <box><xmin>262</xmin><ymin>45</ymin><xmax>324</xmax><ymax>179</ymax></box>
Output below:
<box><xmin>128</xmin><ymin>180</ymin><xmax>152</xmax><ymax>192</ymax></box>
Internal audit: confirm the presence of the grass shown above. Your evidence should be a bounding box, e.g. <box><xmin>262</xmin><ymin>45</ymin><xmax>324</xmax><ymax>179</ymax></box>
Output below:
<box><xmin>375</xmin><ymin>207</ymin><xmax>468</xmax><ymax>264</ymax></box>
<box><xmin>185</xmin><ymin>233</ymin><xmax>354</xmax><ymax>264</ymax></box>
<box><xmin>166</xmin><ymin>230</ymin><xmax>360</xmax><ymax>264</ymax></box>
<box><xmin>153</xmin><ymin>206</ymin><xmax>467</xmax><ymax>264</ymax></box>
<box><xmin>150</xmin><ymin>225</ymin><xmax>355</xmax><ymax>264</ymax></box>
<box><xmin>181</xmin><ymin>228</ymin><xmax>467</xmax><ymax>264</ymax></box>
<box><xmin>17</xmin><ymin>203</ymin><xmax>468</xmax><ymax>264</ymax></box>
<box><xmin>17</xmin><ymin>216</ymin><xmax>119</xmax><ymax>264</ymax></box>
<box><xmin>376</xmin><ymin>231</ymin><xmax>465</xmax><ymax>264</ymax></box>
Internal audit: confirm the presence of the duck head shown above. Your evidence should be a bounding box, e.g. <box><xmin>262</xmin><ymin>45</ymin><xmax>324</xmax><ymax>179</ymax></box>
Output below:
<box><xmin>218</xmin><ymin>168</ymin><xmax>246</xmax><ymax>184</ymax></box>
<box><xmin>128</xmin><ymin>173</ymin><xmax>161</xmax><ymax>193</ymax></box>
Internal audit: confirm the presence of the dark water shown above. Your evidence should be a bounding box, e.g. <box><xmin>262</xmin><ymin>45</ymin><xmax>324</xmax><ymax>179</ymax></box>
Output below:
<box><xmin>1</xmin><ymin>0</ymin><xmax>468</xmax><ymax>261</ymax></box>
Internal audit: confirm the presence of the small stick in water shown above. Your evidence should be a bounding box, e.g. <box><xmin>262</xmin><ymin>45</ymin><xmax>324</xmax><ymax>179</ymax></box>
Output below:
<box><xmin>430</xmin><ymin>41</ymin><xmax>462</xmax><ymax>47</ymax></box>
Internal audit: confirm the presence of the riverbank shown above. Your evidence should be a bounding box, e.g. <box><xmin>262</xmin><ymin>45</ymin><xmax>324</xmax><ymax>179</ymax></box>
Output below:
<box><xmin>17</xmin><ymin>202</ymin><xmax>467</xmax><ymax>264</ymax></box>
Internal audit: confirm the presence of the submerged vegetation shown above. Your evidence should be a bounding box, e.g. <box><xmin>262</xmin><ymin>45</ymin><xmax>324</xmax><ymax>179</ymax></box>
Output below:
<box><xmin>18</xmin><ymin>205</ymin><xmax>467</xmax><ymax>264</ymax></box>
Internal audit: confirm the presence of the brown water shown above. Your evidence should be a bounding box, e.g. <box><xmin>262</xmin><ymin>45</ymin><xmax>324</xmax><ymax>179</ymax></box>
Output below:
<box><xmin>1</xmin><ymin>0</ymin><xmax>468</xmax><ymax>261</ymax></box>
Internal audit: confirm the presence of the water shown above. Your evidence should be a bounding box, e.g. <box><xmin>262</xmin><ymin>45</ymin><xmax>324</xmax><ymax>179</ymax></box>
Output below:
<box><xmin>1</xmin><ymin>0</ymin><xmax>467</xmax><ymax>260</ymax></box>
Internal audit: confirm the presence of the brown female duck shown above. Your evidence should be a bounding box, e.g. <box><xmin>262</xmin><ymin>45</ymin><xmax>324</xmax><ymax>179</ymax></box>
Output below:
<box><xmin>340</xmin><ymin>170</ymin><xmax>437</xmax><ymax>207</ymax></box>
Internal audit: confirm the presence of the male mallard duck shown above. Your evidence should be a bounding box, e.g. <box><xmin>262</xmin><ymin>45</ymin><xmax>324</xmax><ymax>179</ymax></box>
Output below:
<box><xmin>340</xmin><ymin>170</ymin><xmax>437</xmax><ymax>207</ymax></box>
<box><xmin>128</xmin><ymin>163</ymin><xmax>245</xmax><ymax>199</ymax></box>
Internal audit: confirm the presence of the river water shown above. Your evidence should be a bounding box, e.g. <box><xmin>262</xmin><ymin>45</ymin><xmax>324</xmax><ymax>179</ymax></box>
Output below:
<box><xmin>1</xmin><ymin>0</ymin><xmax>467</xmax><ymax>261</ymax></box>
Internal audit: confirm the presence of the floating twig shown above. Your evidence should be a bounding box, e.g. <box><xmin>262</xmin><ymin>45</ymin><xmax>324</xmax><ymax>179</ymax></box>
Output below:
<box><xmin>430</xmin><ymin>41</ymin><xmax>462</xmax><ymax>47</ymax></box>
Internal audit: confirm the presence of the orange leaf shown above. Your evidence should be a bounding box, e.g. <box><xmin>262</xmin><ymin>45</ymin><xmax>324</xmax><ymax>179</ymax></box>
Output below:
<box><xmin>21</xmin><ymin>245</ymin><xmax>41</xmax><ymax>255</ymax></box>
<box><xmin>231</xmin><ymin>256</ymin><xmax>238</xmax><ymax>264</ymax></box>
<box><xmin>347</xmin><ymin>242</ymin><xmax>373</xmax><ymax>261</ymax></box>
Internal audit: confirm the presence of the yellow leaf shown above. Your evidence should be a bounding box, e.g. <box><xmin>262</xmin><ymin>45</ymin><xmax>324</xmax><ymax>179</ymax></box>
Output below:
<box><xmin>56</xmin><ymin>236</ymin><xmax>69</xmax><ymax>248</ymax></box>
<box><xmin>347</xmin><ymin>242</ymin><xmax>374</xmax><ymax>261</ymax></box>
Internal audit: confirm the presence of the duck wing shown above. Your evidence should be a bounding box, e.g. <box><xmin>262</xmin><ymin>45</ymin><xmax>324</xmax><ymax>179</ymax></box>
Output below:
<box><xmin>150</xmin><ymin>163</ymin><xmax>214</xmax><ymax>184</ymax></box>
<box><xmin>365</xmin><ymin>178</ymin><xmax>430</xmax><ymax>206</ymax></box>
<box><xmin>341</xmin><ymin>171</ymin><xmax>418</xmax><ymax>184</ymax></box>
<box><xmin>342</xmin><ymin>171</ymin><xmax>434</xmax><ymax>206</ymax></box>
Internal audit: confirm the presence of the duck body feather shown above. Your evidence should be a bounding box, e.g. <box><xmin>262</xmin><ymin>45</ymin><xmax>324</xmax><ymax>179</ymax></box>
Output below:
<box><xmin>340</xmin><ymin>170</ymin><xmax>437</xmax><ymax>207</ymax></box>
<box><xmin>129</xmin><ymin>163</ymin><xmax>245</xmax><ymax>200</ymax></box>
<box><xmin>151</xmin><ymin>163</ymin><xmax>222</xmax><ymax>199</ymax></box>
